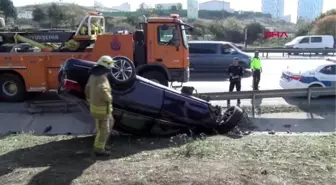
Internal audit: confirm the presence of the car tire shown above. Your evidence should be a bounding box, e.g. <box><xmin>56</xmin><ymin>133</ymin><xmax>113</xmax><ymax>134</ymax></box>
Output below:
<box><xmin>308</xmin><ymin>84</ymin><xmax>322</xmax><ymax>99</ymax></box>
<box><xmin>217</xmin><ymin>105</ymin><xmax>244</xmax><ymax>133</ymax></box>
<box><xmin>0</xmin><ymin>73</ymin><xmax>26</xmax><ymax>102</ymax></box>
<box><xmin>141</xmin><ymin>71</ymin><xmax>168</xmax><ymax>86</ymax></box>
<box><xmin>111</xmin><ymin>56</ymin><xmax>136</xmax><ymax>89</ymax></box>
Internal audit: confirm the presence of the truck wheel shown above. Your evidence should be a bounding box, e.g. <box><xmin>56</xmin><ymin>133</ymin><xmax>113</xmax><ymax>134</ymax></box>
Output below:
<box><xmin>111</xmin><ymin>56</ymin><xmax>136</xmax><ymax>87</ymax></box>
<box><xmin>0</xmin><ymin>73</ymin><xmax>26</xmax><ymax>102</ymax></box>
<box><xmin>217</xmin><ymin>105</ymin><xmax>243</xmax><ymax>133</ymax></box>
<box><xmin>141</xmin><ymin>71</ymin><xmax>168</xmax><ymax>86</ymax></box>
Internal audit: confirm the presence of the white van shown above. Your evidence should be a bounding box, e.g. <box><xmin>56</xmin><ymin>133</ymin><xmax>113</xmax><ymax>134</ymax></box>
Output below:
<box><xmin>284</xmin><ymin>35</ymin><xmax>335</xmax><ymax>49</ymax></box>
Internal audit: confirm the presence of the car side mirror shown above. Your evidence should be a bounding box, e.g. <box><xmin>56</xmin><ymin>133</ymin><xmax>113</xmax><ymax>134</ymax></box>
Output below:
<box><xmin>231</xmin><ymin>49</ymin><xmax>238</xmax><ymax>54</ymax></box>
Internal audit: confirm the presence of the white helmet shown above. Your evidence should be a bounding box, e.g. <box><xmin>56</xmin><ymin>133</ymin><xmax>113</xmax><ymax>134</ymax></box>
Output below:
<box><xmin>96</xmin><ymin>56</ymin><xmax>116</xmax><ymax>69</ymax></box>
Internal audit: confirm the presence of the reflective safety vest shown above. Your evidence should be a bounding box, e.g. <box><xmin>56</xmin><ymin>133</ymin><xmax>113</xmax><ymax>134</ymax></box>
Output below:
<box><xmin>251</xmin><ymin>57</ymin><xmax>262</xmax><ymax>70</ymax></box>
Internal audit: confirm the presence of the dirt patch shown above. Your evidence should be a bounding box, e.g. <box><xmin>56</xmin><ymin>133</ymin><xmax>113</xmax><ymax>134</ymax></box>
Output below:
<box><xmin>0</xmin><ymin>133</ymin><xmax>335</xmax><ymax>185</ymax></box>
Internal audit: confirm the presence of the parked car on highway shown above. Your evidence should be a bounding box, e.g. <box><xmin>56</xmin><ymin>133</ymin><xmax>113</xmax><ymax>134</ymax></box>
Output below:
<box><xmin>188</xmin><ymin>41</ymin><xmax>251</xmax><ymax>73</ymax></box>
<box><xmin>57</xmin><ymin>57</ymin><xmax>244</xmax><ymax>136</ymax></box>
<box><xmin>280</xmin><ymin>59</ymin><xmax>336</xmax><ymax>97</ymax></box>
<box><xmin>284</xmin><ymin>35</ymin><xmax>334</xmax><ymax>49</ymax></box>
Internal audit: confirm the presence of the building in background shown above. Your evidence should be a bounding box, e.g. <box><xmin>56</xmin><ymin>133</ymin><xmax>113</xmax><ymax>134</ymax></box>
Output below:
<box><xmin>261</xmin><ymin>0</ymin><xmax>284</xmax><ymax>19</ymax></box>
<box><xmin>199</xmin><ymin>0</ymin><xmax>233</xmax><ymax>12</ymax></box>
<box><xmin>155</xmin><ymin>3</ymin><xmax>182</xmax><ymax>10</ymax></box>
<box><xmin>297</xmin><ymin>0</ymin><xmax>323</xmax><ymax>21</ymax></box>
<box><xmin>187</xmin><ymin>0</ymin><xmax>199</xmax><ymax>20</ymax></box>
<box><xmin>111</xmin><ymin>3</ymin><xmax>131</xmax><ymax>12</ymax></box>
<box><xmin>280</xmin><ymin>14</ymin><xmax>291</xmax><ymax>22</ymax></box>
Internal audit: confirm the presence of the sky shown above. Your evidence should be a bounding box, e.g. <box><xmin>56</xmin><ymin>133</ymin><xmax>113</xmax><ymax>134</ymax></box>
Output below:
<box><xmin>12</xmin><ymin>0</ymin><xmax>336</xmax><ymax>22</ymax></box>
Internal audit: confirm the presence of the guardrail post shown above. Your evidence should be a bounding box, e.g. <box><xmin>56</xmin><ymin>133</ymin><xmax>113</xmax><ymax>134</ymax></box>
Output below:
<box><xmin>266</xmin><ymin>52</ymin><xmax>269</xmax><ymax>58</ymax></box>
<box><xmin>251</xmin><ymin>93</ymin><xmax>256</xmax><ymax>118</ymax></box>
<box><xmin>307</xmin><ymin>89</ymin><xmax>311</xmax><ymax>105</ymax></box>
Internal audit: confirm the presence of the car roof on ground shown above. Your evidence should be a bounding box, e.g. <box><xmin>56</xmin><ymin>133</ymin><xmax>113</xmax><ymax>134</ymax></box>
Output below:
<box><xmin>188</xmin><ymin>40</ymin><xmax>231</xmax><ymax>44</ymax></box>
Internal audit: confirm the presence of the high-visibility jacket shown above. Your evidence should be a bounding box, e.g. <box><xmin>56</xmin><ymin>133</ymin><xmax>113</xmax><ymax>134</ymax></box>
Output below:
<box><xmin>80</xmin><ymin>24</ymin><xmax>88</xmax><ymax>35</ymax></box>
<box><xmin>91</xmin><ymin>24</ymin><xmax>98</xmax><ymax>35</ymax></box>
<box><xmin>85</xmin><ymin>72</ymin><xmax>112</xmax><ymax>120</ymax></box>
<box><xmin>95</xmin><ymin>24</ymin><xmax>103</xmax><ymax>34</ymax></box>
<box><xmin>250</xmin><ymin>57</ymin><xmax>262</xmax><ymax>70</ymax></box>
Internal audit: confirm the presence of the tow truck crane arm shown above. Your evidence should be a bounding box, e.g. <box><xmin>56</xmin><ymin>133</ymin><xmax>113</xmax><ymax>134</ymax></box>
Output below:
<box><xmin>13</xmin><ymin>33</ymin><xmax>58</xmax><ymax>52</ymax></box>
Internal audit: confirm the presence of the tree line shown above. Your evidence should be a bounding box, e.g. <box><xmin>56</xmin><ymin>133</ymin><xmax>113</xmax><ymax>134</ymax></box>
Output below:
<box><xmin>1</xmin><ymin>0</ymin><xmax>335</xmax><ymax>47</ymax></box>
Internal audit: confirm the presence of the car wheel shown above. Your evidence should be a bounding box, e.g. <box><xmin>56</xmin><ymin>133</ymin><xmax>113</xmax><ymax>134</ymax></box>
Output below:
<box><xmin>141</xmin><ymin>71</ymin><xmax>168</xmax><ymax>86</ymax></box>
<box><xmin>0</xmin><ymin>73</ymin><xmax>26</xmax><ymax>102</ymax></box>
<box><xmin>110</xmin><ymin>56</ymin><xmax>137</xmax><ymax>90</ymax></box>
<box><xmin>309</xmin><ymin>84</ymin><xmax>322</xmax><ymax>99</ymax></box>
<box><xmin>217</xmin><ymin>105</ymin><xmax>243</xmax><ymax>133</ymax></box>
<box><xmin>111</xmin><ymin>56</ymin><xmax>136</xmax><ymax>85</ymax></box>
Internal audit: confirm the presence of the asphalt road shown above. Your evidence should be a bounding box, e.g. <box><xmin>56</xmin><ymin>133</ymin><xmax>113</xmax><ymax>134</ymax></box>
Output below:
<box><xmin>0</xmin><ymin>58</ymin><xmax>335</xmax><ymax>111</ymax></box>
<box><xmin>0</xmin><ymin>58</ymin><xmax>335</xmax><ymax>135</ymax></box>
<box><xmin>179</xmin><ymin>58</ymin><xmax>336</xmax><ymax>107</ymax></box>
<box><xmin>246</xmin><ymin>52</ymin><xmax>334</xmax><ymax>60</ymax></box>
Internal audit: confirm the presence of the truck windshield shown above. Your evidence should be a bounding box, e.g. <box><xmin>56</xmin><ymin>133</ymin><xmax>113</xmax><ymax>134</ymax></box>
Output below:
<box><xmin>180</xmin><ymin>25</ymin><xmax>188</xmax><ymax>49</ymax></box>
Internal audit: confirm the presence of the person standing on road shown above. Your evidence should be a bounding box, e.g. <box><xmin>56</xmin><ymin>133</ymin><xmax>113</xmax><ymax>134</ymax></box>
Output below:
<box><xmin>85</xmin><ymin>55</ymin><xmax>116</xmax><ymax>157</ymax></box>
<box><xmin>251</xmin><ymin>51</ymin><xmax>262</xmax><ymax>90</ymax></box>
<box><xmin>227</xmin><ymin>57</ymin><xmax>244</xmax><ymax>107</ymax></box>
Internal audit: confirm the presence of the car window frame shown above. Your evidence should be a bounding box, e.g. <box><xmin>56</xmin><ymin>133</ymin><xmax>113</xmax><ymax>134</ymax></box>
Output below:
<box><xmin>188</xmin><ymin>43</ymin><xmax>218</xmax><ymax>54</ymax></box>
<box><xmin>299</xmin><ymin>37</ymin><xmax>310</xmax><ymax>44</ymax></box>
<box><xmin>221</xmin><ymin>44</ymin><xmax>234</xmax><ymax>54</ymax></box>
<box><xmin>157</xmin><ymin>25</ymin><xmax>177</xmax><ymax>46</ymax></box>
<box><xmin>320</xmin><ymin>65</ymin><xmax>336</xmax><ymax>75</ymax></box>
<box><xmin>311</xmin><ymin>37</ymin><xmax>322</xmax><ymax>43</ymax></box>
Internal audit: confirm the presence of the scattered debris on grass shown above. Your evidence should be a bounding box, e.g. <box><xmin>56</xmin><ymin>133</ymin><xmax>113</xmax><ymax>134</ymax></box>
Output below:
<box><xmin>0</xmin><ymin>133</ymin><xmax>335</xmax><ymax>185</ymax></box>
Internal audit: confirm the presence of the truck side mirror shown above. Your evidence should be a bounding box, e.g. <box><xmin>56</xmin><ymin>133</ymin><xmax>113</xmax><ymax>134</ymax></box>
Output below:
<box><xmin>0</xmin><ymin>17</ymin><xmax>5</xmax><ymax>28</ymax></box>
<box><xmin>173</xmin><ymin>26</ymin><xmax>180</xmax><ymax>51</ymax></box>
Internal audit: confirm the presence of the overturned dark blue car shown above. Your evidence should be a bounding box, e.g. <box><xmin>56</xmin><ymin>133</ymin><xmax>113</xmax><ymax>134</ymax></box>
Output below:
<box><xmin>57</xmin><ymin>57</ymin><xmax>244</xmax><ymax>136</ymax></box>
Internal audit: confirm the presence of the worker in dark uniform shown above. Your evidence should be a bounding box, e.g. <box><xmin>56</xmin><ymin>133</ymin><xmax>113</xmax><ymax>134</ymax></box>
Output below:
<box><xmin>251</xmin><ymin>51</ymin><xmax>262</xmax><ymax>90</ymax></box>
<box><xmin>85</xmin><ymin>56</ymin><xmax>116</xmax><ymax>156</ymax></box>
<box><xmin>227</xmin><ymin>57</ymin><xmax>244</xmax><ymax>106</ymax></box>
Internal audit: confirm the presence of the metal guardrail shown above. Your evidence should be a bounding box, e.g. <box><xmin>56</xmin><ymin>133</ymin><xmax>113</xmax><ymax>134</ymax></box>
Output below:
<box><xmin>196</xmin><ymin>87</ymin><xmax>336</xmax><ymax>118</ymax></box>
<box><xmin>243</xmin><ymin>48</ymin><xmax>336</xmax><ymax>58</ymax></box>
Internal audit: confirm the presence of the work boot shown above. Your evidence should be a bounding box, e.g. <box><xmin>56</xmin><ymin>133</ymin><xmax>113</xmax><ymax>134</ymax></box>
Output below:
<box><xmin>93</xmin><ymin>147</ymin><xmax>111</xmax><ymax>157</ymax></box>
<box><xmin>94</xmin><ymin>150</ymin><xmax>111</xmax><ymax>157</ymax></box>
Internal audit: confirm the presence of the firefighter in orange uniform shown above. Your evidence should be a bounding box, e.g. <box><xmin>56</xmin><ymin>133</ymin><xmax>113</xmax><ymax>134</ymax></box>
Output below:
<box><xmin>85</xmin><ymin>56</ymin><xmax>115</xmax><ymax>156</ymax></box>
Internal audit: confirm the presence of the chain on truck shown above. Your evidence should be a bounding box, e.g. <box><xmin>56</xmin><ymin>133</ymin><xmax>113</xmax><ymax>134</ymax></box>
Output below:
<box><xmin>0</xmin><ymin>12</ymin><xmax>193</xmax><ymax>102</ymax></box>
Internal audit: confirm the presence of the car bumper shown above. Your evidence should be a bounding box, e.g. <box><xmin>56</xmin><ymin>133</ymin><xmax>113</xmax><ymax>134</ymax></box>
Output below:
<box><xmin>168</xmin><ymin>67</ymin><xmax>190</xmax><ymax>82</ymax></box>
<box><xmin>279</xmin><ymin>78</ymin><xmax>308</xmax><ymax>89</ymax></box>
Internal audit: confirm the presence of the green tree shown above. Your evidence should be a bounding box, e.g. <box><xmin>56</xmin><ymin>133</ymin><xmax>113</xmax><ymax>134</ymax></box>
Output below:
<box><xmin>0</xmin><ymin>0</ymin><xmax>17</xmax><ymax>20</ymax></box>
<box><xmin>32</xmin><ymin>7</ymin><xmax>46</xmax><ymax>22</ymax></box>
<box><xmin>177</xmin><ymin>3</ymin><xmax>183</xmax><ymax>10</ymax></box>
<box><xmin>316</xmin><ymin>9</ymin><xmax>336</xmax><ymax>20</ymax></box>
<box><xmin>312</xmin><ymin>15</ymin><xmax>336</xmax><ymax>37</ymax></box>
<box><xmin>47</xmin><ymin>3</ymin><xmax>65</xmax><ymax>27</ymax></box>
<box><xmin>245</xmin><ymin>22</ymin><xmax>265</xmax><ymax>44</ymax></box>
<box><xmin>170</xmin><ymin>5</ymin><xmax>178</xmax><ymax>12</ymax></box>
<box><xmin>191</xmin><ymin>20</ymin><xmax>210</xmax><ymax>38</ymax></box>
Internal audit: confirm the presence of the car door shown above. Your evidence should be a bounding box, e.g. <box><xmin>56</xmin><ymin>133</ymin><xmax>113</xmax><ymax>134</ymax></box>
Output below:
<box><xmin>311</xmin><ymin>36</ymin><xmax>322</xmax><ymax>49</ymax></box>
<box><xmin>188</xmin><ymin>43</ymin><xmax>219</xmax><ymax>73</ymax></box>
<box><xmin>217</xmin><ymin>43</ymin><xmax>236</xmax><ymax>72</ymax></box>
<box><xmin>297</xmin><ymin>37</ymin><xmax>310</xmax><ymax>48</ymax></box>
<box><xmin>317</xmin><ymin>65</ymin><xmax>336</xmax><ymax>87</ymax></box>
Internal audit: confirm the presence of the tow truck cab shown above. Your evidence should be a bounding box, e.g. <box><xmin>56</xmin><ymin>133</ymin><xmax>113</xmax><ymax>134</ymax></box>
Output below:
<box><xmin>134</xmin><ymin>14</ymin><xmax>192</xmax><ymax>86</ymax></box>
<box><xmin>75</xmin><ymin>13</ymin><xmax>193</xmax><ymax>86</ymax></box>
